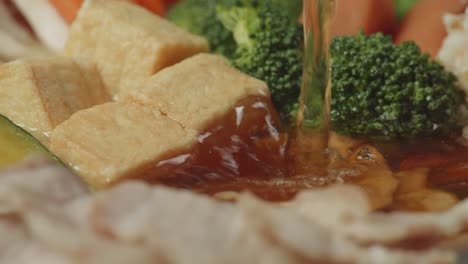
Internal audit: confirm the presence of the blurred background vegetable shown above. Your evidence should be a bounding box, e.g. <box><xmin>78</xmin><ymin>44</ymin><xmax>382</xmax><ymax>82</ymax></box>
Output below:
<box><xmin>395</xmin><ymin>0</ymin><xmax>467</xmax><ymax>58</ymax></box>
<box><xmin>328</xmin><ymin>0</ymin><xmax>396</xmax><ymax>36</ymax></box>
<box><xmin>48</xmin><ymin>0</ymin><xmax>171</xmax><ymax>24</ymax></box>
<box><xmin>394</xmin><ymin>0</ymin><xmax>419</xmax><ymax>20</ymax></box>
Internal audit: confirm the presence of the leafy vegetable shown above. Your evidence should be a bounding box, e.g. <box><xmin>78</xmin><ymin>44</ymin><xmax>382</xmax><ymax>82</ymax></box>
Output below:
<box><xmin>50</xmin><ymin>0</ymin><xmax>167</xmax><ymax>24</ymax></box>
<box><xmin>330</xmin><ymin>32</ymin><xmax>466</xmax><ymax>140</ymax></box>
<box><xmin>394</xmin><ymin>0</ymin><xmax>466</xmax><ymax>58</ymax></box>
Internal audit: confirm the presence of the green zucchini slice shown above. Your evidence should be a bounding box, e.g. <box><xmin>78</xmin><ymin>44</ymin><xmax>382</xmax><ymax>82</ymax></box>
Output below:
<box><xmin>0</xmin><ymin>114</ymin><xmax>55</xmax><ymax>167</ymax></box>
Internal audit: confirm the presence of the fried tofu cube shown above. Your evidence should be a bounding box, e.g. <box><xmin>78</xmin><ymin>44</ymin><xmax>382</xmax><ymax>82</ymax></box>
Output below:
<box><xmin>50</xmin><ymin>102</ymin><xmax>198</xmax><ymax>188</ymax></box>
<box><xmin>120</xmin><ymin>54</ymin><xmax>271</xmax><ymax>132</ymax></box>
<box><xmin>65</xmin><ymin>0</ymin><xmax>209</xmax><ymax>98</ymax></box>
<box><xmin>0</xmin><ymin>56</ymin><xmax>109</xmax><ymax>145</ymax></box>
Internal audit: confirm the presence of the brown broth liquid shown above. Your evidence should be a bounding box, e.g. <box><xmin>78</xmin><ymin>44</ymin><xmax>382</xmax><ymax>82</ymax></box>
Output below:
<box><xmin>149</xmin><ymin>94</ymin><xmax>468</xmax><ymax>203</ymax></box>
<box><xmin>154</xmin><ymin>96</ymin><xmax>299</xmax><ymax>201</ymax></box>
<box><xmin>375</xmin><ymin>138</ymin><xmax>468</xmax><ymax>199</ymax></box>
<box><xmin>152</xmin><ymin>95</ymin><xmax>361</xmax><ymax>201</ymax></box>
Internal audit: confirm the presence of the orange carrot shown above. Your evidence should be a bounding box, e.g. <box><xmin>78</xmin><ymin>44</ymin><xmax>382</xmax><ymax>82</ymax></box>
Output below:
<box><xmin>395</xmin><ymin>0</ymin><xmax>467</xmax><ymax>58</ymax></box>
<box><xmin>380</xmin><ymin>0</ymin><xmax>397</xmax><ymax>35</ymax></box>
<box><xmin>330</xmin><ymin>0</ymin><xmax>396</xmax><ymax>36</ymax></box>
<box><xmin>48</xmin><ymin>0</ymin><xmax>82</xmax><ymax>24</ymax></box>
<box><xmin>163</xmin><ymin>0</ymin><xmax>178</xmax><ymax>8</ymax></box>
<box><xmin>133</xmin><ymin>0</ymin><xmax>166</xmax><ymax>16</ymax></box>
<box><xmin>302</xmin><ymin>0</ymin><xmax>397</xmax><ymax>38</ymax></box>
<box><xmin>49</xmin><ymin>0</ymin><xmax>167</xmax><ymax>24</ymax></box>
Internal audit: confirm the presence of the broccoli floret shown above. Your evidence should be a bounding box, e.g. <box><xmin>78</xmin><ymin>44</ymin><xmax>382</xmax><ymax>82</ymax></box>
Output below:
<box><xmin>167</xmin><ymin>0</ymin><xmax>302</xmax><ymax>58</ymax></box>
<box><xmin>330</xmin><ymin>32</ymin><xmax>466</xmax><ymax>140</ymax></box>
<box><xmin>167</xmin><ymin>0</ymin><xmax>239</xmax><ymax>56</ymax></box>
<box><xmin>218</xmin><ymin>2</ymin><xmax>304</xmax><ymax>120</ymax></box>
<box><xmin>257</xmin><ymin>0</ymin><xmax>303</xmax><ymax>19</ymax></box>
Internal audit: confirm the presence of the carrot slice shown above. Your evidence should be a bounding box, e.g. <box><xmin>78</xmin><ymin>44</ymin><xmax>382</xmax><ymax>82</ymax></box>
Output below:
<box><xmin>49</xmin><ymin>0</ymin><xmax>166</xmax><ymax>24</ymax></box>
<box><xmin>329</xmin><ymin>0</ymin><xmax>376</xmax><ymax>36</ymax></box>
<box><xmin>330</xmin><ymin>0</ymin><xmax>396</xmax><ymax>36</ymax></box>
<box><xmin>48</xmin><ymin>0</ymin><xmax>83</xmax><ymax>24</ymax></box>
<box><xmin>302</xmin><ymin>0</ymin><xmax>397</xmax><ymax>37</ymax></box>
<box><xmin>380</xmin><ymin>0</ymin><xmax>397</xmax><ymax>35</ymax></box>
<box><xmin>395</xmin><ymin>0</ymin><xmax>467</xmax><ymax>58</ymax></box>
<box><xmin>133</xmin><ymin>0</ymin><xmax>166</xmax><ymax>16</ymax></box>
<box><xmin>163</xmin><ymin>0</ymin><xmax>178</xmax><ymax>7</ymax></box>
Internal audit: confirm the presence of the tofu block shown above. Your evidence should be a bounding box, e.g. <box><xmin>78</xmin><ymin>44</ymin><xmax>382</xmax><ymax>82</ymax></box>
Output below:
<box><xmin>120</xmin><ymin>54</ymin><xmax>271</xmax><ymax>132</ymax></box>
<box><xmin>65</xmin><ymin>0</ymin><xmax>209</xmax><ymax>98</ymax></box>
<box><xmin>50</xmin><ymin>102</ymin><xmax>198</xmax><ymax>188</ymax></box>
<box><xmin>0</xmin><ymin>56</ymin><xmax>109</xmax><ymax>145</ymax></box>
